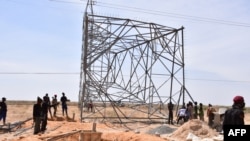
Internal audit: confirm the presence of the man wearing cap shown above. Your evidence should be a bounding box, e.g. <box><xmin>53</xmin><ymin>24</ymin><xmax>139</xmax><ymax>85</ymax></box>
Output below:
<box><xmin>223</xmin><ymin>95</ymin><xmax>245</xmax><ymax>125</ymax></box>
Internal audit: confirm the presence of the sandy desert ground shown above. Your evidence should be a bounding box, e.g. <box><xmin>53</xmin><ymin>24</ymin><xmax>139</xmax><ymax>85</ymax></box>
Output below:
<box><xmin>0</xmin><ymin>101</ymin><xmax>250</xmax><ymax>141</ymax></box>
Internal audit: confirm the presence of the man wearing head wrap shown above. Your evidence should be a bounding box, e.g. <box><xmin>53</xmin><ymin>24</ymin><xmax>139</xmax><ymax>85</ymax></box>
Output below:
<box><xmin>223</xmin><ymin>95</ymin><xmax>245</xmax><ymax>125</ymax></box>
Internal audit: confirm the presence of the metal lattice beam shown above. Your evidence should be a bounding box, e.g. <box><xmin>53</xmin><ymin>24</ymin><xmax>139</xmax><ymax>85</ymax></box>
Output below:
<box><xmin>78</xmin><ymin>1</ymin><xmax>192</xmax><ymax>123</ymax></box>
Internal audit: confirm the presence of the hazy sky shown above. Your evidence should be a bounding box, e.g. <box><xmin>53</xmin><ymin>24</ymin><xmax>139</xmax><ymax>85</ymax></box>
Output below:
<box><xmin>1</xmin><ymin>0</ymin><xmax>250</xmax><ymax>106</ymax></box>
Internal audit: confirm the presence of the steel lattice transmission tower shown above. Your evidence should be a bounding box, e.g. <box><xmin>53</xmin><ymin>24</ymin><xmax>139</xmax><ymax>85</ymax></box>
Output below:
<box><xmin>79</xmin><ymin>0</ymin><xmax>193</xmax><ymax>123</ymax></box>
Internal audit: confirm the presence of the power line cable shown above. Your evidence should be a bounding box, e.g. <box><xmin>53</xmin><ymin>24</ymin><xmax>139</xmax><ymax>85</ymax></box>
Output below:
<box><xmin>49</xmin><ymin>0</ymin><xmax>86</xmax><ymax>5</ymax></box>
<box><xmin>7</xmin><ymin>0</ymin><xmax>249</xmax><ymax>27</ymax></box>
<box><xmin>0</xmin><ymin>72</ymin><xmax>79</xmax><ymax>75</ymax></box>
<box><xmin>2</xmin><ymin>0</ymin><xmax>84</xmax><ymax>12</ymax></box>
<box><xmin>95</xmin><ymin>1</ymin><xmax>250</xmax><ymax>27</ymax></box>
<box><xmin>185</xmin><ymin>78</ymin><xmax>250</xmax><ymax>83</ymax></box>
<box><xmin>0</xmin><ymin>72</ymin><xmax>249</xmax><ymax>83</ymax></box>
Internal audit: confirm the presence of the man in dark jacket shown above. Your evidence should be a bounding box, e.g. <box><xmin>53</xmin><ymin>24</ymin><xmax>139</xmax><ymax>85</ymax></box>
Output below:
<box><xmin>33</xmin><ymin>97</ymin><xmax>43</xmax><ymax>134</ymax></box>
<box><xmin>223</xmin><ymin>95</ymin><xmax>245</xmax><ymax>125</ymax></box>
<box><xmin>41</xmin><ymin>96</ymin><xmax>51</xmax><ymax>132</ymax></box>
<box><xmin>60</xmin><ymin>92</ymin><xmax>69</xmax><ymax>117</ymax></box>
<box><xmin>168</xmin><ymin>101</ymin><xmax>174</xmax><ymax>124</ymax></box>
<box><xmin>0</xmin><ymin>97</ymin><xmax>7</xmax><ymax>125</ymax></box>
<box><xmin>44</xmin><ymin>93</ymin><xmax>52</xmax><ymax>118</ymax></box>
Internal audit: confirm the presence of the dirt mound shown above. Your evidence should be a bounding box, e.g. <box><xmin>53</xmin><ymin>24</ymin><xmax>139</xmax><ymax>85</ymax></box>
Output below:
<box><xmin>170</xmin><ymin>119</ymin><xmax>219</xmax><ymax>140</ymax></box>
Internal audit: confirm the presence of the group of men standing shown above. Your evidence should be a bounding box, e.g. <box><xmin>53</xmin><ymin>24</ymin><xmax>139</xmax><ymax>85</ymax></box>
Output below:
<box><xmin>168</xmin><ymin>101</ymin><xmax>205</xmax><ymax>125</ymax></box>
<box><xmin>1</xmin><ymin>93</ymin><xmax>246</xmax><ymax>135</ymax></box>
<box><xmin>33</xmin><ymin>92</ymin><xmax>69</xmax><ymax>134</ymax></box>
<box><xmin>167</xmin><ymin>95</ymin><xmax>246</xmax><ymax>128</ymax></box>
